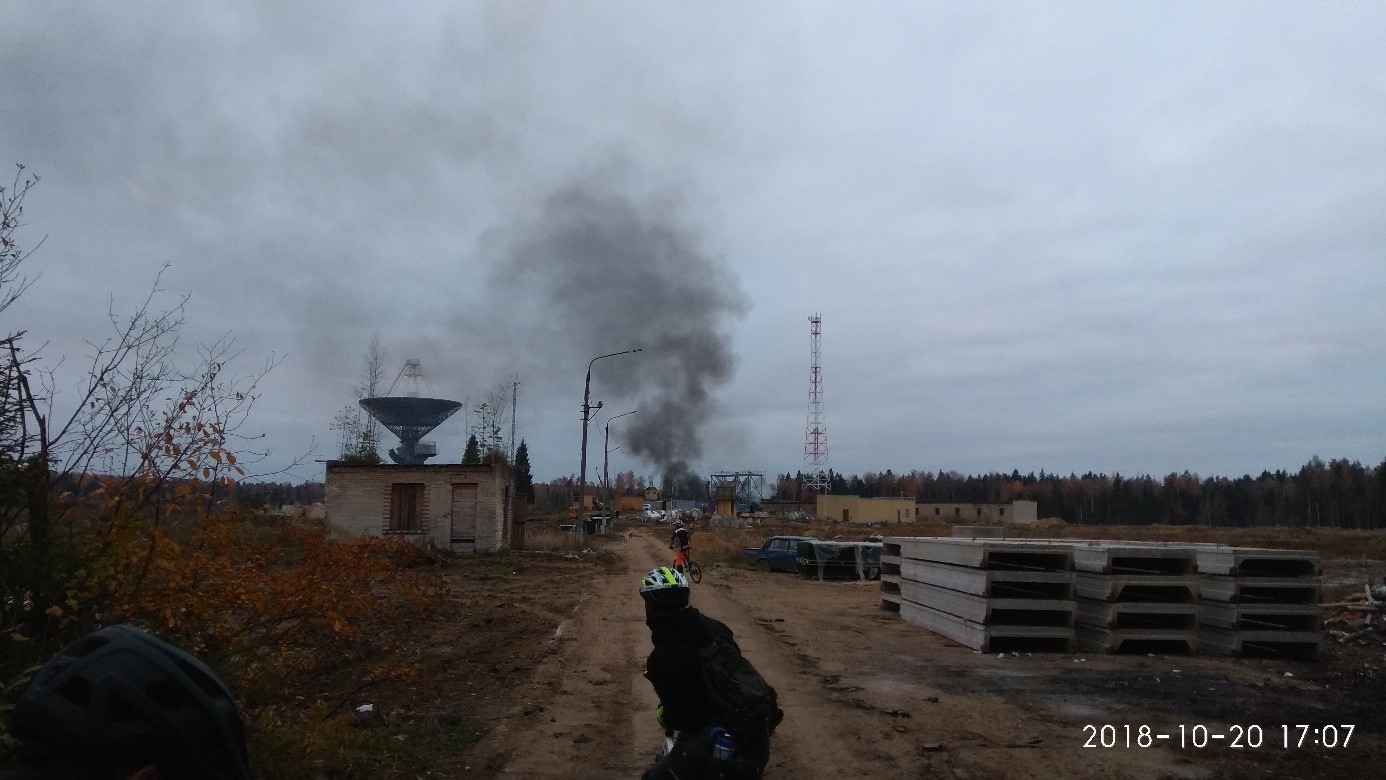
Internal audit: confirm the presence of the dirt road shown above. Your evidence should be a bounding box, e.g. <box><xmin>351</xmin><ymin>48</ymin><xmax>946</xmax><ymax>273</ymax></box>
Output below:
<box><xmin>459</xmin><ymin>527</ymin><xmax>1383</xmax><ymax>779</ymax></box>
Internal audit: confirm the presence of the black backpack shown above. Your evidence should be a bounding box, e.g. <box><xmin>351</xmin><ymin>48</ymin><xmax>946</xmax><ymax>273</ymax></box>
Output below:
<box><xmin>699</xmin><ymin>637</ymin><xmax>783</xmax><ymax>743</ymax></box>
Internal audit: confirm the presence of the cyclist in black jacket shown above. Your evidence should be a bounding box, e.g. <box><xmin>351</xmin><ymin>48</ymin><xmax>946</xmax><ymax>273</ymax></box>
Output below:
<box><xmin>669</xmin><ymin>520</ymin><xmax>691</xmax><ymax>575</ymax></box>
<box><xmin>639</xmin><ymin>566</ymin><xmax>771</xmax><ymax>780</ymax></box>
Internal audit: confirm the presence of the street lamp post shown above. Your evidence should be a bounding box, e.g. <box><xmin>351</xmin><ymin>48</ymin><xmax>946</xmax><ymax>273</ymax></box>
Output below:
<box><xmin>576</xmin><ymin>349</ymin><xmax>642</xmax><ymax>545</ymax></box>
<box><xmin>603</xmin><ymin>410</ymin><xmax>638</xmax><ymax>525</ymax></box>
<box><xmin>604</xmin><ymin>446</ymin><xmax>620</xmax><ymax>503</ymax></box>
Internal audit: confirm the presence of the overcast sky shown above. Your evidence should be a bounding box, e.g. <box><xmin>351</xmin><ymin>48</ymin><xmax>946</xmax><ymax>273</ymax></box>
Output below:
<box><xmin>3</xmin><ymin>2</ymin><xmax>1384</xmax><ymax>486</ymax></box>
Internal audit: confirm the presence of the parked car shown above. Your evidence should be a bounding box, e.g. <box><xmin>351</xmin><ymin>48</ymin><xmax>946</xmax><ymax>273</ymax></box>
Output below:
<box><xmin>742</xmin><ymin>535</ymin><xmax>817</xmax><ymax>572</ymax></box>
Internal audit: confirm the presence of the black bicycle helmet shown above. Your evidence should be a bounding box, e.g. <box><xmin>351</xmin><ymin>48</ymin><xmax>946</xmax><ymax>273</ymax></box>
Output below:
<box><xmin>10</xmin><ymin>624</ymin><xmax>252</xmax><ymax>780</ymax></box>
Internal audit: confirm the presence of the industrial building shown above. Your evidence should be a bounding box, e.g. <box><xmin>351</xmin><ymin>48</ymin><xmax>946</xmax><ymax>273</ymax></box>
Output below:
<box><xmin>815</xmin><ymin>496</ymin><xmax>1039</xmax><ymax>525</ymax></box>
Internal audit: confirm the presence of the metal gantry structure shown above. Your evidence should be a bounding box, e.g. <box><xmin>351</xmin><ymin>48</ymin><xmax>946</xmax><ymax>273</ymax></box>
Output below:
<box><xmin>708</xmin><ymin>471</ymin><xmax>767</xmax><ymax>507</ymax></box>
<box><xmin>803</xmin><ymin>313</ymin><xmax>830</xmax><ymax>495</ymax></box>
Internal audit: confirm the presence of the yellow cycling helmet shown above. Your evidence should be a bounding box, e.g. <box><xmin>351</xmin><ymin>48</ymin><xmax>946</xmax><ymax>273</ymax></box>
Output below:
<box><xmin>640</xmin><ymin>566</ymin><xmax>691</xmax><ymax>617</ymax></box>
<box><xmin>640</xmin><ymin>566</ymin><xmax>689</xmax><ymax>592</ymax></box>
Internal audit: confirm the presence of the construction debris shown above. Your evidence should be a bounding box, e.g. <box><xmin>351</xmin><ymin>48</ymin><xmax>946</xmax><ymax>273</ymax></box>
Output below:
<box><xmin>1324</xmin><ymin>577</ymin><xmax>1386</xmax><ymax>644</ymax></box>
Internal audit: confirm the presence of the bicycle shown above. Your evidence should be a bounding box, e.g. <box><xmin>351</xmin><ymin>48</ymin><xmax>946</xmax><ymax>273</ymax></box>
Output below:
<box><xmin>685</xmin><ymin>556</ymin><xmax>703</xmax><ymax>585</ymax></box>
<box><xmin>673</xmin><ymin>548</ymin><xmax>703</xmax><ymax>584</ymax></box>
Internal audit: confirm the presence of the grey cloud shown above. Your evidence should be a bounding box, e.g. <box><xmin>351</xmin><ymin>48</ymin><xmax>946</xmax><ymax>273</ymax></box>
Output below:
<box><xmin>3</xmin><ymin>1</ymin><xmax>1385</xmax><ymax>483</ymax></box>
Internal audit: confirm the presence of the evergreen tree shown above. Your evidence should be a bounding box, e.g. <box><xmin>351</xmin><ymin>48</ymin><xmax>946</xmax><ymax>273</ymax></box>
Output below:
<box><xmin>462</xmin><ymin>434</ymin><xmax>481</xmax><ymax>465</ymax></box>
<box><xmin>514</xmin><ymin>439</ymin><xmax>535</xmax><ymax>503</ymax></box>
<box><xmin>339</xmin><ymin>448</ymin><xmax>381</xmax><ymax>466</ymax></box>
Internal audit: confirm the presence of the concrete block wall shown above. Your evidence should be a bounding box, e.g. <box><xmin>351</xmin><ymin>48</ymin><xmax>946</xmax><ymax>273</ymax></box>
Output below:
<box><xmin>467</xmin><ymin>476</ymin><xmax>510</xmax><ymax>552</ymax></box>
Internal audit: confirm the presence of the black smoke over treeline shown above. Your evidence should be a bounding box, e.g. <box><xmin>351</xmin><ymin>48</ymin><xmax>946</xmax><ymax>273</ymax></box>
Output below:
<box><xmin>488</xmin><ymin>178</ymin><xmax>746</xmax><ymax>485</ymax></box>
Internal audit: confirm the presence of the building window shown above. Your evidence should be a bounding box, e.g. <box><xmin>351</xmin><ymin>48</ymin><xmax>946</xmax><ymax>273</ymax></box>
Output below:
<box><xmin>999</xmin><ymin>508</ymin><xmax>1006</xmax><ymax>517</ymax></box>
<box><xmin>976</xmin><ymin>507</ymin><xmax>983</xmax><ymax>516</ymax></box>
<box><xmin>390</xmin><ymin>483</ymin><xmax>425</xmax><ymax>532</ymax></box>
<box><xmin>934</xmin><ymin>507</ymin><xmax>940</xmax><ymax>516</ymax></box>
<box><xmin>954</xmin><ymin>507</ymin><xmax>961</xmax><ymax>516</ymax></box>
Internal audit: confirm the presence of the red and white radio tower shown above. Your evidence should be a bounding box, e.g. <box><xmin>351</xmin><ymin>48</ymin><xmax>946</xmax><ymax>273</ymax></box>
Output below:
<box><xmin>803</xmin><ymin>313</ymin><xmax>830</xmax><ymax>496</ymax></box>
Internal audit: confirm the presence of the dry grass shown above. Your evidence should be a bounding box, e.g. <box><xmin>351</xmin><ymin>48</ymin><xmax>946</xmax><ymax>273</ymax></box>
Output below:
<box><xmin>521</xmin><ymin>525</ymin><xmax>577</xmax><ymax>552</ymax></box>
<box><xmin>518</xmin><ymin>525</ymin><xmax>628</xmax><ymax>569</ymax></box>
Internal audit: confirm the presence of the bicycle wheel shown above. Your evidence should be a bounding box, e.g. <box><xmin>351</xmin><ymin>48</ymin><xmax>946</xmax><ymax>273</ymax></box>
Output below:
<box><xmin>687</xmin><ymin>559</ymin><xmax>702</xmax><ymax>584</ymax></box>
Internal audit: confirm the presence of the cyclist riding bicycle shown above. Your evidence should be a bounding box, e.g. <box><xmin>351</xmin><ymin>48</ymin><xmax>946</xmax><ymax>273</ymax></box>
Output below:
<box><xmin>669</xmin><ymin>519</ymin><xmax>691</xmax><ymax>574</ymax></box>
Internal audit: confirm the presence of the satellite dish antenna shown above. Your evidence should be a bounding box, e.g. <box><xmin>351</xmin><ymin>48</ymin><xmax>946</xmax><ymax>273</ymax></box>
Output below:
<box><xmin>359</xmin><ymin>359</ymin><xmax>461</xmax><ymax>464</ymax></box>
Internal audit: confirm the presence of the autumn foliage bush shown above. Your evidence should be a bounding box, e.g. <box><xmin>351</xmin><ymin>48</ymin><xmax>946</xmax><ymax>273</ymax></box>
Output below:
<box><xmin>1</xmin><ymin>500</ymin><xmax>447</xmax><ymax>778</ymax></box>
<box><xmin>3</xmin><ymin>168</ymin><xmax>460</xmax><ymax>776</ymax></box>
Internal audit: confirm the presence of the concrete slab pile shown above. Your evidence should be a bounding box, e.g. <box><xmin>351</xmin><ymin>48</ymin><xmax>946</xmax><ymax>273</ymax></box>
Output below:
<box><xmin>882</xmin><ymin>538</ymin><xmax>1324</xmax><ymax>660</ymax></box>
<box><xmin>1196</xmin><ymin>547</ymin><xmax>1322</xmax><ymax>660</ymax></box>
<box><xmin>1070</xmin><ymin>543</ymin><xmax>1200</xmax><ymax>654</ymax></box>
<box><xmin>881</xmin><ymin>538</ymin><xmax>1075</xmax><ymax>653</ymax></box>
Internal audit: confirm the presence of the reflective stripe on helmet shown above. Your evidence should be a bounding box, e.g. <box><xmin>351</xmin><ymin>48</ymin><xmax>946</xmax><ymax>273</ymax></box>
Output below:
<box><xmin>639</xmin><ymin>566</ymin><xmax>688</xmax><ymax>592</ymax></box>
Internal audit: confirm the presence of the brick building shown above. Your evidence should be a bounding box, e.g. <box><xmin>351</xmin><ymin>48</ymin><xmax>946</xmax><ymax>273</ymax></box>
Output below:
<box><xmin>324</xmin><ymin>462</ymin><xmax>513</xmax><ymax>552</ymax></box>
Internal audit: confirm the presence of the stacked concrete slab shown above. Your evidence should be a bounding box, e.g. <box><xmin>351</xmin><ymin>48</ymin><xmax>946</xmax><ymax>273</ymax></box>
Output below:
<box><xmin>1196</xmin><ymin>547</ymin><xmax>1322</xmax><ymax>660</ymax></box>
<box><xmin>1070</xmin><ymin>543</ymin><xmax>1200</xmax><ymax>654</ymax></box>
<box><xmin>881</xmin><ymin>538</ymin><xmax>1075</xmax><ymax>652</ymax></box>
<box><xmin>882</xmin><ymin>538</ymin><xmax>1323</xmax><ymax>659</ymax></box>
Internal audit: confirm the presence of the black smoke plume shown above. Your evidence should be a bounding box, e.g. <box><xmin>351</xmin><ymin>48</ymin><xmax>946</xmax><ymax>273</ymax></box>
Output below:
<box><xmin>492</xmin><ymin>178</ymin><xmax>746</xmax><ymax>486</ymax></box>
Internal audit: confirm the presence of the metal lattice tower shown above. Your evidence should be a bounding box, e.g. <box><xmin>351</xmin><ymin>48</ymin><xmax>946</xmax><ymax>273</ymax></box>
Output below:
<box><xmin>803</xmin><ymin>314</ymin><xmax>830</xmax><ymax>495</ymax></box>
<box><xmin>389</xmin><ymin>358</ymin><xmax>427</xmax><ymax>396</ymax></box>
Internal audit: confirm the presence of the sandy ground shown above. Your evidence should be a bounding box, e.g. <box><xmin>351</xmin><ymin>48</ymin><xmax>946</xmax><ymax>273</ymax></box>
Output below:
<box><xmin>439</xmin><ymin>527</ymin><xmax>1386</xmax><ymax>780</ymax></box>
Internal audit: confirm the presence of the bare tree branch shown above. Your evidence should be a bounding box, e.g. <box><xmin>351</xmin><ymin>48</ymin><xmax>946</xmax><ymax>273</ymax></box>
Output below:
<box><xmin>1</xmin><ymin>164</ymin><xmax>46</xmax><ymax>321</ymax></box>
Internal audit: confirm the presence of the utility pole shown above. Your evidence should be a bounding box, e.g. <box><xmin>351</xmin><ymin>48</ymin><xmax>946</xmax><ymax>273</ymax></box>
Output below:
<box><xmin>576</xmin><ymin>349</ymin><xmax>642</xmax><ymax>545</ymax></box>
<box><xmin>604</xmin><ymin>409</ymin><xmax>638</xmax><ymax>524</ymax></box>
<box><xmin>510</xmin><ymin>377</ymin><xmax>519</xmax><ymax>466</ymax></box>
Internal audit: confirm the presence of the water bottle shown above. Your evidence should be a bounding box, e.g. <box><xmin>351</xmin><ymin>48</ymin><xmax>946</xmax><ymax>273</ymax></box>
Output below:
<box><xmin>710</xmin><ymin>728</ymin><xmax>735</xmax><ymax>762</ymax></box>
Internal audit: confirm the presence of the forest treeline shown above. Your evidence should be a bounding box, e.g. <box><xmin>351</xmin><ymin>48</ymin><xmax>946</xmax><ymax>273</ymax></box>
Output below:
<box><xmin>773</xmin><ymin>455</ymin><xmax>1386</xmax><ymax>529</ymax></box>
<box><xmin>479</xmin><ymin>454</ymin><xmax>1386</xmax><ymax>531</ymax></box>
<box><xmin>46</xmin><ymin>473</ymin><xmax>326</xmax><ymax>510</ymax></box>
<box><xmin>225</xmin><ymin>479</ymin><xmax>325</xmax><ymax>507</ymax></box>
